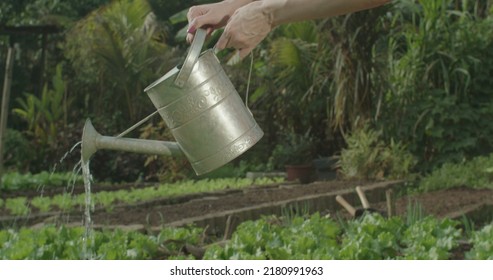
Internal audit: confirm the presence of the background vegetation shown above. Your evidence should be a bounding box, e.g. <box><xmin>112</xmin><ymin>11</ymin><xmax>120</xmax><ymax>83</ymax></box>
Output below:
<box><xmin>1</xmin><ymin>0</ymin><xmax>493</xmax><ymax>183</ymax></box>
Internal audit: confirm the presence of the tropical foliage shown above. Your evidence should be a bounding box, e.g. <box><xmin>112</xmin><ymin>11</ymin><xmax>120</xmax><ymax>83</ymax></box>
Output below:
<box><xmin>1</xmin><ymin>0</ymin><xmax>493</xmax><ymax>180</ymax></box>
<box><xmin>63</xmin><ymin>0</ymin><xmax>176</xmax><ymax>125</ymax></box>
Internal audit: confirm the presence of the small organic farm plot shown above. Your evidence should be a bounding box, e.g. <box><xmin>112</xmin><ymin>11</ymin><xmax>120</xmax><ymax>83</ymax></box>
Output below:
<box><xmin>1</xmin><ymin>178</ymin><xmax>493</xmax><ymax>259</ymax></box>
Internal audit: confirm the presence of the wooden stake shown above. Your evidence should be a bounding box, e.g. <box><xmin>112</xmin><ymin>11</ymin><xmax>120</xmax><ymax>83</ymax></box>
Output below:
<box><xmin>386</xmin><ymin>189</ymin><xmax>396</xmax><ymax>217</ymax></box>
<box><xmin>355</xmin><ymin>186</ymin><xmax>371</xmax><ymax>209</ymax></box>
<box><xmin>223</xmin><ymin>215</ymin><xmax>236</xmax><ymax>241</ymax></box>
<box><xmin>336</xmin><ymin>195</ymin><xmax>357</xmax><ymax>217</ymax></box>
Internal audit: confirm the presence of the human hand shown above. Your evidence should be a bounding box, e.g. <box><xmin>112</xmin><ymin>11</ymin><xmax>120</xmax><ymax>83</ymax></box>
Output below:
<box><xmin>215</xmin><ymin>1</ymin><xmax>273</xmax><ymax>60</ymax></box>
<box><xmin>187</xmin><ymin>0</ymin><xmax>252</xmax><ymax>43</ymax></box>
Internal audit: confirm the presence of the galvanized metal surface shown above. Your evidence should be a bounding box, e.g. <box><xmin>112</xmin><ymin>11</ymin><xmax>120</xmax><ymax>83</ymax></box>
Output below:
<box><xmin>82</xmin><ymin>29</ymin><xmax>263</xmax><ymax>175</ymax></box>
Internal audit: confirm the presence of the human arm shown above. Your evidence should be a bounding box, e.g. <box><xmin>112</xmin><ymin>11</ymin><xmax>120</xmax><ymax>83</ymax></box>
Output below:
<box><xmin>215</xmin><ymin>0</ymin><xmax>390</xmax><ymax>59</ymax></box>
<box><xmin>263</xmin><ymin>0</ymin><xmax>391</xmax><ymax>27</ymax></box>
<box><xmin>186</xmin><ymin>0</ymin><xmax>258</xmax><ymax>42</ymax></box>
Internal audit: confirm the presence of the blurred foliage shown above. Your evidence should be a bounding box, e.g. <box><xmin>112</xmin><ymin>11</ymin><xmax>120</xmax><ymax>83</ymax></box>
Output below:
<box><xmin>418</xmin><ymin>153</ymin><xmax>493</xmax><ymax>192</ymax></box>
<box><xmin>63</xmin><ymin>0</ymin><xmax>177</xmax><ymax>126</ymax></box>
<box><xmin>378</xmin><ymin>0</ymin><xmax>493</xmax><ymax>171</ymax></box>
<box><xmin>2</xmin><ymin>0</ymin><xmax>493</xmax><ymax>183</ymax></box>
<box><xmin>10</xmin><ymin>63</ymin><xmax>78</xmax><ymax>172</ymax></box>
<box><xmin>268</xmin><ymin>131</ymin><xmax>316</xmax><ymax>169</ymax></box>
<box><xmin>1</xmin><ymin>171</ymin><xmax>82</xmax><ymax>191</ymax></box>
<box><xmin>0</xmin><ymin>0</ymin><xmax>111</xmax><ymax>26</ymax></box>
<box><xmin>138</xmin><ymin>120</ymin><xmax>192</xmax><ymax>181</ymax></box>
<box><xmin>2</xmin><ymin>129</ymin><xmax>33</xmax><ymax>171</ymax></box>
<box><xmin>322</xmin><ymin>6</ymin><xmax>390</xmax><ymax>133</ymax></box>
<box><xmin>337</xmin><ymin>124</ymin><xmax>416</xmax><ymax>180</ymax></box>
<box><xmin>13</xmin><ymin>63</ymin><xmax>67</xmax><ymax>147</ymax></box>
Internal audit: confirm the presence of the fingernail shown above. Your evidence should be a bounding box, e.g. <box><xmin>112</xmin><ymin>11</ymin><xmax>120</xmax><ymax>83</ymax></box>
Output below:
<box><xmin>187</xmin><ymin>24</ymin><xmax>196</xmax><ymax>34</ymax></box>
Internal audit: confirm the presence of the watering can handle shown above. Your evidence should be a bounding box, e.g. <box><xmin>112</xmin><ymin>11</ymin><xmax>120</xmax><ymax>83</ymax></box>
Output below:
<box><xmin>174</xmin><ymin>29</ymin><xmax>207</xmax><ymax>88</ymax></box>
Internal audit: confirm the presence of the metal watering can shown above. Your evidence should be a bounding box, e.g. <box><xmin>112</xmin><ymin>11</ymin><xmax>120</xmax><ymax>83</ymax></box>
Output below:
<box><xmin>81</xmin><ymin>29</ymin><xmax>264</xmax><ymax>175</ymax></box>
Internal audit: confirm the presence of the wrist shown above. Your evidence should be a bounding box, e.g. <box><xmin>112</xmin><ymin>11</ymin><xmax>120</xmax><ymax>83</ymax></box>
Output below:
<box><xmin>259</xmin><ymin>0</ymin><xmax>288</xmax><ymax>27</ymax></box>
<box><xmin>223</xmin><ymin>0</ymin><xmax>258</xmax><ymax>8</ymax></box>
<box><xmin>223</xmin><ymin>0</ymin><xmax>259</xmax><ymax>17</ymax></box>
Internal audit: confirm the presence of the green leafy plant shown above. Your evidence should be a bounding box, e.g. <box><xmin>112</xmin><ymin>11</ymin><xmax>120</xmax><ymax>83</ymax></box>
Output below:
<box><xmin>1</xmin><ymin>178</ymin><xmax>284</xmax><ymax>215</ymax></box>
<box><xmin>379</xmin><ymin>0</ymin><xmax>493</xmax><ymax>171</ymax></box>
<box><xmin>401</xmin><ymin>217</ymin><xmax>461</xmax><ymax>260</ymax></box>
<box><xmin>5</xmin><ymin>197</ymin><xmax>30</xmax><ymax>216</ymax></box>
<box><xmin>418</xmin><ymin>153</ymin><xmax>493</xmax><ymax>192</ymax></box>
<box><xmin>204</xmin><ymin>213</ymin><xmax>340</xmax><ymax>260</ymax></box>
<box><xmin>466</xmin><ymin>223</ymin><xmax>493</xmax><ymax>260</ymax></box>
<box><xmin>0</xmin><ymin>224</ymin><xmax>203</xmax><ymax>260</ymax></box>
<box><xmin>205</xmin><ymin>212</ymin><xmax>475</xmax><ymax>260</ymax></box>
<box><xmin>30</xmin><ymin>197</ymin><xmax>53</xmax><ymax>213</ymax></box>
<box><xmin>51</xmin><ymin>194</ymin><xmax>75</xmax><ymax>212</ymax></box>
<box><xmin>339</xmin><ymin>214</ymin><xmax>403</xmax><ymax>260</ymax></box>
<box><xmin>338</xmin><ymin>125</ymin><xmax>416</xmax><ymax>180</ymax></box>
<box><xmin>1</xmin><ymin>171</ymin><xmax>83</xmax><ymax>191</ymax></box>
<box><xmin>1</xmin><ymin>212</ymin><xmax>491</xmax><ymax>260</ymax></box>
<box><xmin>13</xmin><ymin>64</ymin><xmax>67</xmax><ymax>147</ymax></box>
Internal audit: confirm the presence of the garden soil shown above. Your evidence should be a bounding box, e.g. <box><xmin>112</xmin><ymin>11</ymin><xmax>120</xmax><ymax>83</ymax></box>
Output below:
<box><xmin>2</xmin><ymin>179</ymin><xmax>493</xmax><ymax>230</ymax></box>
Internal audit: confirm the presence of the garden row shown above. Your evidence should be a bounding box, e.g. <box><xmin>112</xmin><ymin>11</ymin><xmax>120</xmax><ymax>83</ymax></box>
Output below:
<box><xmin>1</xmin><ymin>212</ymin><xmax>492</xmax><ymax>260</ymax></box>
<box><xmin>3</xmin><ymin>151</ymin><xmax>493</xmax><ymax>217</ymax></box>
<box><xmin>0</xmin><ymin>177</ymin><xmax>283</xmax><ymax>216</ymax></box>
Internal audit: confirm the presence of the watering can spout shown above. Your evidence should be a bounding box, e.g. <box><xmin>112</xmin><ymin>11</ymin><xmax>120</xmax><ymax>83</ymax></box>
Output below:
<box><xmin>81</xmin><ymin>119</ymin><xmax>98</xmax><ymax>164</ymax></box>
<box><xmin>81</xmin><ymin>118</ymin><xmax>184</xmax><ymax>164</ymax></box>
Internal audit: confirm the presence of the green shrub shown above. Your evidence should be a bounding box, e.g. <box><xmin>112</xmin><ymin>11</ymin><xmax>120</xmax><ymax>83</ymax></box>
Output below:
<box><xmin>338</xmin><ymin>125</ymin><xmax>416</xmax><ymax>180</ymax></box>
<box><xmin>379</xmin><ymin>0</ymin><xmax>493</xmax><ymax>171</ymax></box>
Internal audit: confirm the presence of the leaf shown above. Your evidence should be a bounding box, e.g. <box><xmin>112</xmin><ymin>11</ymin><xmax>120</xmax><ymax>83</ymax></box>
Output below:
<box><xmin>169</xmin><ymin>8</ymin><xmax>188</xmax><ymax>25</ymax></box>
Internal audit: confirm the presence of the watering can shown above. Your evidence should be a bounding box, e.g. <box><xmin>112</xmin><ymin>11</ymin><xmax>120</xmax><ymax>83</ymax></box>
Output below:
<box><xmin>81</xmin><ymin>29</ymin><xmax>264</xmax><ymax>175</ymax></box>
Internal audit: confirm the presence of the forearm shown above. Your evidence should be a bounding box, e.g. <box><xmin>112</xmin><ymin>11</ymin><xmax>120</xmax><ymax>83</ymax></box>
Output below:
<box><xmin>262</xmin><ymin>0</ymin><xmax>391</xmax><ymax>26</ymax></box>
<box><xmin>223</xmin><ymin>0</ymin><xmax>259</xmax><ymax>11</ymax></box>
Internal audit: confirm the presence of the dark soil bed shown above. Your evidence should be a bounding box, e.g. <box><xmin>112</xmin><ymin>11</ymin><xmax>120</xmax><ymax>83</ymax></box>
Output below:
<box><xmin>3</xmin><ymin>180</ymin><xmax>492</xmax><ymax>231</ymax></box>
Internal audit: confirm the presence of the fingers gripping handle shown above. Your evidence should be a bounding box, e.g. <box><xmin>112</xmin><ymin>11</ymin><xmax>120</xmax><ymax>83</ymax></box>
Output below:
<box><xmin>175</xmin><ymin>29</ymin><xmax>207</xmax><ymax>88</ymax></box>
